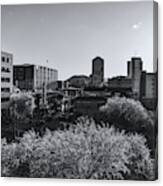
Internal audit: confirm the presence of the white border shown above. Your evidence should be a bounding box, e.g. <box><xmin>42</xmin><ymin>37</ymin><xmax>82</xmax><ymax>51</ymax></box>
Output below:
<box><xmin>0</xmin><ymin>0</ymin><xmax>156</xmax><ymax>5</ymax></box>
<box><xmin>0</xmin><ymin>0</ymin><xmax>162</xmax><ymax>186</ymax></box>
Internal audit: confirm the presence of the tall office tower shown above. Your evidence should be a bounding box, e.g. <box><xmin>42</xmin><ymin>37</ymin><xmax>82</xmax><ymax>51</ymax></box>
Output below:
<box><xmin>91</xmin><ymin>56</ymin><xmax>104</xmax><ymax>86</ymax></box>
<box><xmin>127</xmin><ymin>57</ymin><xmax>143</xmax><ymax>99</ymax></box>
<box><xmin>1</xmin><ymin>51</ymin><xmax>13</xmax><ymax>109</ymax></box>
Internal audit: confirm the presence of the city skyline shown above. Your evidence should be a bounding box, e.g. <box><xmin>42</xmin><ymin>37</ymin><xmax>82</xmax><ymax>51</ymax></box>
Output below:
<box><xmin>2</xmin><ymin>1</ymin><xmax>154</xmax><ymax>80</ymax></box>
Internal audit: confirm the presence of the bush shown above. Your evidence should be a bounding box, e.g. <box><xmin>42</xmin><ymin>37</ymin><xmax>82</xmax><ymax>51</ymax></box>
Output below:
<box><xmin>10</xmin><ymin>93</ymin><xmax>35</xmax><ymax>119</ymax></box>
<box><xmin>1</xmin><ymin>117</ymin><xmax>155</xmax><ymax>180</ymax></box>
<box><xmin>97</xmin><ymin>97</ymin><xmax>155</xmax><ymax>152</ymax></box>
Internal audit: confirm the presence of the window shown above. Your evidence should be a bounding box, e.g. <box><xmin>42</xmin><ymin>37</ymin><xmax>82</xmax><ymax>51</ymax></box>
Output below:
<box><xmin>1</xmin><ymin>56</ymin><xmax>5</xmax><ymax>62</ymax></box>
<box><xmin>1</xmin><ymin>77</ymin><xmax>10</xmax><ymax>82</ymax></box>
<box><xmin>6</xmin><ymin>78</ymin><xmax>10</xmax><ymax>82</ymax></box>
<box><xmin>1</xmin><ymin>97</ymin><xmax>10</xmax><ymax>102</ymax></box>
<box><xmin>25</xmin><ymin>67</ymin><xmax>33</xmax><ymax>79</ymax></box>
<box><xmin>1</xmin><ymin>67</ymin><xmax>5</xmax><ymax>72</ymax></box>
<box><xmin>1</xmin><ymin>67</ymin><xmax>10</xmax><ymax>73</ymax></box>
<box><xmin>1</xmin><ymin>88</ymin><xmax>10</xmax><ymax>92</ymax></box>
<box><xmin>15</xmin><ymin>68</ymin><xmax>25</xmax><ymax>80</ymax></box>
<box><xmin>7</xmin><ymin>58</ymin><xmax>10</xmax><ymax>63</ymax></box>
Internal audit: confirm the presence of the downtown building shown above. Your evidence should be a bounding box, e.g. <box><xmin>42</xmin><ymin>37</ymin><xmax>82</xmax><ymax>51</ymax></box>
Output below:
<box><xmin>106</xmin><ymin>57</ymin><xmax>142</xmax><ymax>98</ymax></box>
<box><xmin>127</xmin><ymin>57</ymin><xmax>157</xmax><ymax>109</ymax></box>
<box><xmin>140</xmin><ymin>71</ymin><xmax>157</xmax><ymax>110</ymax></box>
<box><xmin>107</xmin><ymin>56</ymin><xmax>157</xmax><ymax>110</ymax></box>
<box><xmin>107</xmin><ymin>76</ymin><xmax>133</xmax><ymax>98</ymax></box>
<box><xmin>127</xmin><ymin>57</ymin><xmax>143</xmax><ymax>99</ymax></box>
<box><xmin>91</xmin><ymin>56</ymin><xmax>104</xmax><ymax>87</ymax></box>
<box><xmin>13</xmin><ymin>64</ymin><xmax>58</xmax><ymax>91</ymax></box>
<box><xmin>1</xmin><ymin>51</ymin><xmax>13</xmax><ymax>109</ymax></box>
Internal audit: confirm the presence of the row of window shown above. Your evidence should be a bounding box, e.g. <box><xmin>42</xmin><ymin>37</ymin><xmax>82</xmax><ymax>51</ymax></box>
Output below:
<box><xmin>1</xmin><ymin>88</ymin><xmax>10</xmax><ymax>92</ymax></box>
<box><xmin>1</xmin><ymin>77</ymin><xmax>10</xmax><ymax>82</ymax></box>
<box><xmin>38</xmin><ymin>67</ymin><xmax>55</xmax><ymax>71</ymax></box>
<box><xmin>1</xmin><ymin>67</ymin><xmax>11</xmax><ymax>73</ymax></box>
<box><xmin>1</xmin><ymin>56</ymin><xmax>10</xmax><ymax>63</ymax></box>
<box><xmin>1</xmin><ymin>97</ymin><xmax>10</xmax><ymax>102</ymax></box>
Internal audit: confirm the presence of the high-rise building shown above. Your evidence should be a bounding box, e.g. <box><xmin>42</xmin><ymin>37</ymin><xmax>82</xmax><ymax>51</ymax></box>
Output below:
<box><xmin>1</xmin><ymin>51</ymin><xmax>13</xmax><ymax>109</ymax></box>
<box><xmin>141</xmin><ymin>72</ymin><xmax>157</xmax><ymax>99</ymax></box>
<box><xmin>91</xmin><ymin>56</ymin><xmax>104</xmax><ymax>86</ymax></box>
<box><xmin>127</xmin><ymin>57</ymin><xmax>143</xmax><ymax>98</ymax></box>
<box><xmin>13</xmin><ymin>64</ymin><xmax>58</xmax><ymax>91</ymax></box>
<box><xmin>140</xmin><ymin>71</ymin><xmax>157</xmax><ymax>110</ymax></box>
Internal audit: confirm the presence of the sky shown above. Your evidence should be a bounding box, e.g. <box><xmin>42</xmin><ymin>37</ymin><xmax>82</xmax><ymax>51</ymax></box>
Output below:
<box><xmin>1</xmin><ymin>1</ymin><xmax>154</xmax><ymax>80</ymax></box>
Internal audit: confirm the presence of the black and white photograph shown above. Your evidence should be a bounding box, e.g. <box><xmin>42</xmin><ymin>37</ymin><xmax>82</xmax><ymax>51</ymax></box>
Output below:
<box><xmin>1</xmin><ymin>0</ymin><xmax>158</xmax><ymax>180</ymax></box>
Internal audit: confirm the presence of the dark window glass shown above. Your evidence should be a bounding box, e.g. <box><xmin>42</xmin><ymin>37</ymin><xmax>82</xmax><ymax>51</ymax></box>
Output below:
<box><xmin>15</xmin><ymin>68</ymin><xmax>25</xmax><ymax>80</ymax></box>
<box><xmin>1</xmin><ymin>97</ymin><xmax>10</xmax><ymax>102</ymax></box>
<box><xmin>1</xmin><ymin>77</ymin><xmax>10</xmax><ymax>82</ymax></box>
<box><xmin>1</xmin><ymin>67</ymin><xmax>10</xmax><ymax>73</ymax></box>
<box><xmin>1</xmin><ymin>57</ymin><xmax>5</xmax><ymax>62</ymax></box>
<box><xmin>1</xmin><ymin>67</ymin><xmax>5</xmax><ymax>72</ymax></box>
<box><xmin>1</xmin><ymin>88</ymin><xmax>10</xmax><ymax>92</ymax></box>
<box><xmin>25</xmin><ymin>67</ymin><xmax>33</xmax><ymax>79</ymax></box>
<box><xmin>7</xmin><ymin>58</ymin><xmax>10</xmax><ymax>62</ymax></box>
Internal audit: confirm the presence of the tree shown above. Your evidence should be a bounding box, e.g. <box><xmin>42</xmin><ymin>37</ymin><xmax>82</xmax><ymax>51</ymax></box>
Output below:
<box><xmin>10</xmin><ymin>93</ymin><xmax>35</xmax><ymax>119</ymax></box>
<box><xmin>1</xmin><ymin>117</ymin><xmax>155</xmax><ymax>180</ymax></box>
<box><xmin>97</xmin><ymin>97</ymin><xmax>155</xmax><ymax>153</ymax></box>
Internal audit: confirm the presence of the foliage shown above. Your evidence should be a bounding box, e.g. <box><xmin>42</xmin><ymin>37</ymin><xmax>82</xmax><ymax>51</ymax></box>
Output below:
<box><xmin>10</xmin><ymin>93</ymin><xmax>35</xmax><ymax>119</ymax></box>
<box><xmin>1</xmin><ymin>117</ymin><xmax>155</xmax><ymax>180</ymax></box>
<box><xmin>47</xmin><ymin>95</ymin><xmax>62</xmax><ymax>114</ymax></box>
<box><xmin>97</xmin><ymin>97</ymin><xmax>155</xmax><ymax>152</ymax></box>
<box><xmin>34</xmin><ymin>93</ymin><xmax>41</xmax><ymax>109</ymax></box>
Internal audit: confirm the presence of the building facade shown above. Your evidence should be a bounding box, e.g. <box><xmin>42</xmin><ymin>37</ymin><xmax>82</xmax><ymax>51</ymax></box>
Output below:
<box><xmin>47</xmin><ymin>80</ymin><xmax>69</xmax><ymax>91</ymax></box>
<box><xmin>140</xmin><ymin>71</ymin><xmax>157</xmax><ymax>110</ymax></box>
<box><xmin>72</xmin><ymin>96</ymin><xmax>107</xmax><ymax>116</ymax></box>
<box><xmin>127</xmin><ymin>57</ymin><xmax>143</xmax><ymax>98</ymax></box>
<box><xmin>13</xmin><ymin>64</ymin><xmax>58</xmax><ymax>91</ymax></box>
<box><xmin>107</xmin><ymin>76</ymin><xmax>133</xmax><ymax>97</ymax></box>
<box><xmin>91</xmin><ymin>57</ymin><xmax>104</xmax><ymax>86</ymax></box>
<box><xmin>108</xmin><ymin>76</ymin><xmax>132</xmax><ymax>89</ymax></box>
<box><xmin>143</xmin><ymin>73</ymin><xmax>157</xmax><ymax>98</ymax></box>
<box><xmin>1</xmin><ymin>51</ymin><xmax>13</xmax><ymax>109</ymax></box>
<box><xmin>66</xmin><ymin>75</ymin><xmax>90</xmax><ymax>88</ymax></box>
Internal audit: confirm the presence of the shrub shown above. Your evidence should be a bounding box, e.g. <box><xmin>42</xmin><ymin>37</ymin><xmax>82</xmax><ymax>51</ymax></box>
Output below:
<box><xmin>97</xmin><ymin>97</ymin><xmax>155</xmax><ymax>152</ymax></box>
<box><xmin>1</xmin><ymin>117</ymin><xmax>155</xmax><ymax>180</ymax></box>
<box><xmin>10</xmin><ymin>93</ymin><xmax>35</xmax><ymax>119</ymax></box>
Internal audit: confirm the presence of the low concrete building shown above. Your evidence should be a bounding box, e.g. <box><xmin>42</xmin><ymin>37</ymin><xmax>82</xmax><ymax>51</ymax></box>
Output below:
<box><xmin>108</xmin><ymin>76</ymin><xmax>132</xmax><ymax>88</ymax></box>
<box><xmin>66</xmin><ymin>75</ymin><xmax>90</xmax><ymax>88</ymax></box>
<box><xmin>47</xmin><ymin>80</ymin><xmax>69</xmax><ymax>91</ymax></box>
<box><xmin>83</xmin><ymin>87</ymin><xmax>108</xmax><ymax>97</ymax></box>
<box><xmin>13</xmin><ymin>64</ymin><xmax>58</xmax><ymax>91</ymax></box>
<box><xmin>72</xmin><ymin>96</ymin><xmax>107</xmax><ymax>116</ymax></box>
<box><xmin>107</xmin><ymin>76</ymin><xmax>133</xmax><ymax>97</ymax></box>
